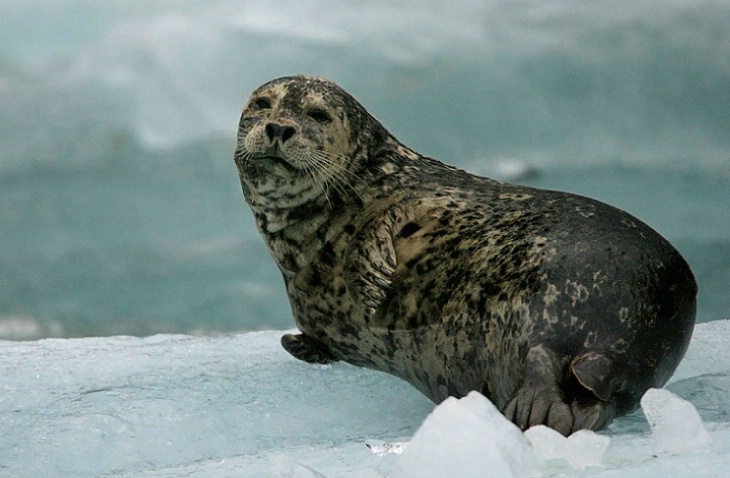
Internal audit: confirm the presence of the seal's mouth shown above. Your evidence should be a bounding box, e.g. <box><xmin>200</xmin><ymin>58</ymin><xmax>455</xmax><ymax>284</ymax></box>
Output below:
<box><xmin>236</xmin><ymin>151</ymin><xmax>299</xmax><ymax>175</ymax></box>
<box><xmin>257</xmin><ymin>154</ymin><xmax>299</xmax><ymax>173</ymax></box>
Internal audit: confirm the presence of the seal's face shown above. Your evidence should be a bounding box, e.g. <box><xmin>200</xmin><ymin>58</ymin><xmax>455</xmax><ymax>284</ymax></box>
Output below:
<box><xmin>235</xmin><ymin>75</ymin><xmax>375</xmax><ymax>209</ymax></box>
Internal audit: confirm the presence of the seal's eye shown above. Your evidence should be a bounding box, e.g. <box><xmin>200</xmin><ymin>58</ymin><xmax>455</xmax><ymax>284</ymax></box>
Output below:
<box><xmin>306</xmin><ymin>108</ymin><xmax>332</xmax><ymax>124</ymax></box>
<box><xmin>251</xmin><ymin>98</ymin><xmax>271</xmax><ymax>110</ymax></box>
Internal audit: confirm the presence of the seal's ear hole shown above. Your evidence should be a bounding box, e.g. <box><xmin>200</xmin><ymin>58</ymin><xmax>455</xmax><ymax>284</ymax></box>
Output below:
<box><xmin>306</xmin><ymin>108</ymin><xmax>332</xmax><ymax>124</ymax></box>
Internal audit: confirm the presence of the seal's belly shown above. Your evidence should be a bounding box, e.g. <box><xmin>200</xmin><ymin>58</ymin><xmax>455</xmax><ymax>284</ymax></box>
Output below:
<box><xmin>328</xmin><ymin>325</ymin><xmax>484</xmax><ymax>403</ymax></box>
<box><xmin>291</xmin><ymin>282</ymin><xmax>529</xmax><ymax>405</ymax></box>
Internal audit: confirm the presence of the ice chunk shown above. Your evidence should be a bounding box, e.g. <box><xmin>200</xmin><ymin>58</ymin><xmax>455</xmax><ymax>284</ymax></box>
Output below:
<box><xmin>641</xmin><ymin>388</ymin><xmax>711</xmax><ymax>455</ymax></box>
<box><xmin>0</xmin><ymin>315</ymin><xmax>63</xmax><ymax>340</ymax></box>
<box><xmin>493</xmin><ymin>158</ymin><xmax>541</xmax><ymax>182</ymax></box>
<box><xmin>391</xmin><ymin>391</ymin><xmax>533</xmax><ymax>478</ymax></box>
<box><xmin>525</xmin><ymin>426</ymin><xmax>566</xmax><ymax>462</ymax></box>
<box><xmin>366</xmin><ymin>440</ymin><xmax>407</xmax><ymax>456</ymax></box>
<box><xmin>526</xmin><ymin>425</ymin><xmax>610</xmax><ymax>470</ymax></box>
<box><xmin>567</xmin><ymin>430</ymin><xmax>611</xmax><ymax>469</ymax></box>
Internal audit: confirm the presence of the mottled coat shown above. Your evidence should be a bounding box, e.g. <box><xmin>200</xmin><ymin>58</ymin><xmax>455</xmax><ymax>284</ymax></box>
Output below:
<box><xmin>234</xmin><ymin>75</ymin><xmax>697</xmax><ymax>435</ymax></box>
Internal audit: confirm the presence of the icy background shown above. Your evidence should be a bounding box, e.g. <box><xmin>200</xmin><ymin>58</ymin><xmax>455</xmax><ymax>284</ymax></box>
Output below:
<box><xmin>1</xmin><ymin>320</ymin><xmax>729</xmax><ymax>477</ymax></box>
<box><xmin>1</xmin><ymin>0</ymin><xmax>729</xmax><ymax>339</ymax></box>
<box><xmin>1</xmin><ymin>2</ymin><xmax>729</xmax><ymax>474</ymax></box>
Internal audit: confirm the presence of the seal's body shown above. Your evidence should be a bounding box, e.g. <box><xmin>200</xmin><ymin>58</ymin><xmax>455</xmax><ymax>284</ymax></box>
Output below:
<box><xmin>234</xmin><ymin>75</ymin><xmax>697</xmax><ymax>435</ymax></box>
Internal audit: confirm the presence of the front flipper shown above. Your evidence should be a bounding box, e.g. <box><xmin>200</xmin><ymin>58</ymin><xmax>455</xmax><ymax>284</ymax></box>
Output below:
<box><xmin>344</xmin><ymin>219</ymin><xmax>397</xmax><ymax>320</ymax></box>
<box><xmin>281</xmin><ymin>333</ymin><xmax>338</xmax><ymax>364</ymax></box>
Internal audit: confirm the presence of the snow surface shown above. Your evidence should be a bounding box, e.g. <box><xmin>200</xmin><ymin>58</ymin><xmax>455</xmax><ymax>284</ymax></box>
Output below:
<box><xmin>1</xmin><ymin>321</ymin><xmax>730</xmax><ymax>477</ymax></box>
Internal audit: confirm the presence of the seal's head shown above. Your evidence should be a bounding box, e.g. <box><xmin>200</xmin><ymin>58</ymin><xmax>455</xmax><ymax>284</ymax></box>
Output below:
<box><xmin>234</xmin><ymin>75</ymin><xmax>390</xmax><ymax>209</ymax></box>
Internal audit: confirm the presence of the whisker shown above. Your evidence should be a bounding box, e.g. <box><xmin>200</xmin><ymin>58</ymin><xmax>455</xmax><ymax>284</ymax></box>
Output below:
<box><xmin>311</xmin><ymin>157</ymin><xmax>349</xmax><ymax>211</ymax></box>
<box><xmin>306</xmin><ymin>150</ymin><xmax>368</xmax><ymax>204</ymax></box>
<box><xmin>308</xmin><ymin>154</ymin><xmax>360</xmax><ymax>204</ymax></box>
<box><xmin>303</xmin><ymin>160</ymin><xmax>333</xmax><ymax>210</ymax></box>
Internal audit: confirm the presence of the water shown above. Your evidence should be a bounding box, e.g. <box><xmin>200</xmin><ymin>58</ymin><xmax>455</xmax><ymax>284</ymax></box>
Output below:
<box><xmin>1</xmin><ymin>0</ymin><xmax>729</xmax><ymax>339</ymax></box>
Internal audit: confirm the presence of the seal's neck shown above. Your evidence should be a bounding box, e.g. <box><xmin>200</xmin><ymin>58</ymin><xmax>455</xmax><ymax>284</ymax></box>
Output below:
<box><xmin>241</xmin><ymin>135</ymin><xmax>415</xmax><ymax>275</ymax></box>
<box><xmin>243</xmin><ymin>176</ymin><xmax>364</xmax><ymax>277</ymax></box>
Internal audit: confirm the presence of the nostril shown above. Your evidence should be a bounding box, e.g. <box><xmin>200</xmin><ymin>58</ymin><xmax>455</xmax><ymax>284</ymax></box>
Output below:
<box><xmin>265</xmin><ymin>122</ymin><xmax>281</xmax><ymax>142</ymax></box>
<box><xmin>281</xmin><ymin>126</ymin><xmax>296</xmax><ymax>143</ymax></box>
<box><xmin>264</xmin><ymin>122</ymin><xmax>296</xmax><ymax>143</ymax></box>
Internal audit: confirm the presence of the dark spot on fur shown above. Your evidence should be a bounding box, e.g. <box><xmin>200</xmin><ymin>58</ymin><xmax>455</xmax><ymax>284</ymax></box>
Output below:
<box><xmin>399</xmin><ymin>222</ymin><xmax>421</xmax><ymax>238</ymax></box>
<box><xmin>321</xmin><ymin>242</ymin><xmax>336</xmax><ymax>266</ymax></box>
<box><xmin>426</xmin><ymin>229</ymin><xmax>448</xmax><ymax>239</ymax></box>
<box><xmin>416</xmin><ymin>261</ymin><xmax>437</xmax><ymax>275</ymax></box>
<box><xmin>309</xmin><ymin>268</ymin><xmax>323</xmax><ymax>287</ymax></box>
<box><xmin>287</xmin><ymin>201</ymin><xmax>321</xmax><ymax>223</ymax></box>
<box><xmin>439</xmin><ymin>211</ymin><xmax>452</xmax><ymax>226</ymax></box>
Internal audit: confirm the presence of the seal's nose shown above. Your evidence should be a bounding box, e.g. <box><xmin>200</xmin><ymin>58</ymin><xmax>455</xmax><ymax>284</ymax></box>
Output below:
<box><xmin>265</xmin><ymin>122</ymin><xmax>297</xmax><ymax>144</ymax></box>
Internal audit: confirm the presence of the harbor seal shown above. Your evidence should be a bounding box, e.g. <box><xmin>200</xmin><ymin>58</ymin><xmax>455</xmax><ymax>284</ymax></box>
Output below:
<box><xmin>233</xmin><ymin>75</ymin><xmax>697</xmax><ymax>435</ymax></box>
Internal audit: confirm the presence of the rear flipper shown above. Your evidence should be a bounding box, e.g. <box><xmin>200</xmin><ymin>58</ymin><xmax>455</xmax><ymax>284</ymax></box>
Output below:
<box><xmin>502</xmin><ymin>347</ymin><xmax>621</xmax><ymax>436</ymax></box>
<box><xmin>281</xmin><ymin>333</ymin><xmax>338</xmax><ymax>364</ymax></box>
<box><xmin>503</xmin><ymin>383</ymin><xmax>574</xmax><ymax>436</ymax></box>
<box><xmin>569</xmin><ymin>351</ymin><xmax>621</xmax><ymax>431</ymax></box>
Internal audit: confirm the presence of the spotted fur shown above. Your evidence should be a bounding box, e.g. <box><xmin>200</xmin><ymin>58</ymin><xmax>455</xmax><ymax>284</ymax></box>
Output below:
<box><xmin>234</xmin><ymin>75</ymin><xmax>697</xmax><ymax>435</ymax></box>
